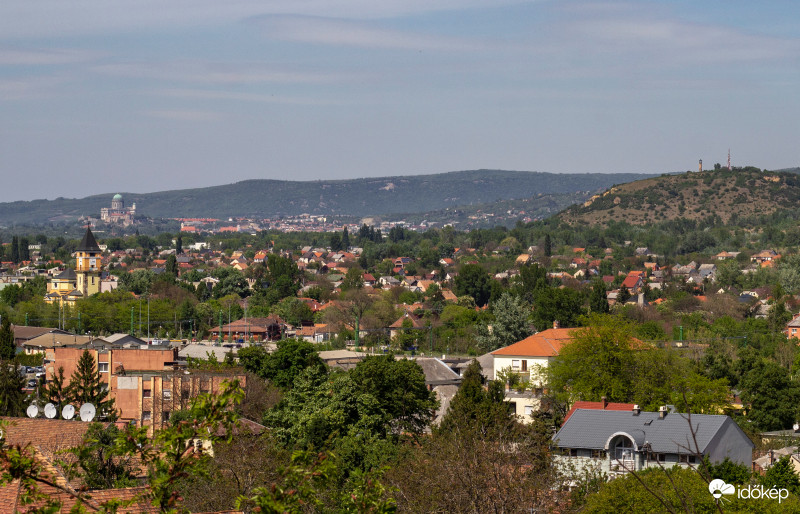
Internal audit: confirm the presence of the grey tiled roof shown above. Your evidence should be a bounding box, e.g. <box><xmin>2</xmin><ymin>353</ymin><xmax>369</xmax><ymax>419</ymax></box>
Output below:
<box><xmin>553</xmin><ymin>409</ymin><xmax>753</xmax><ymax>455</ymax></box>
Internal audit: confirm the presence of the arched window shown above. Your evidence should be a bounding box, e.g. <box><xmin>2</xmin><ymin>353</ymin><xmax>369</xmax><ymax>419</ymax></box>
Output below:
<box><xmin>610</xmin><ymin>434</ymin><xmax>635</xmax><ymax>462</ymax></box>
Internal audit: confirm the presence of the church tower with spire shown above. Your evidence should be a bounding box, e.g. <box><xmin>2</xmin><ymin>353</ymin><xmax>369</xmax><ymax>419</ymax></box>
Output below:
<box><xmin>75</xmin><ymin>225</ymin><xmax>102</xmax><ymax>297</ymax></box>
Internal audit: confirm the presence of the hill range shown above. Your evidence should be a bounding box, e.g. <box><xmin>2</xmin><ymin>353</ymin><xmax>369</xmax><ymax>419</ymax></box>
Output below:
<box><xmin>558</xmin><ymin>167</ymin><xmax>800</xmax><ymax>226</ymax></box>
<box><xmin>0</xmin><ymin>169</ymin><xmax>654</xmax><ymax>225</ymax></box>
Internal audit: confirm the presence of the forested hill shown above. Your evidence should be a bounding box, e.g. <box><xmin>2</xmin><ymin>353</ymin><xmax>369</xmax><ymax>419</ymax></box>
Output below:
<box><xmin>0</xmin><ymin>169</ymin><xmax>652</xmax><ymax>224</ymax></box>
<box><xmin>558</xmin><ymin>167</ymin><xmax>800</xmax><ymax>227</ymax></box>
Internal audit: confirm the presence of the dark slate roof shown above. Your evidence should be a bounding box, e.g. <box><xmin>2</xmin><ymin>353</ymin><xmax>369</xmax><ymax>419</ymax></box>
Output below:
<box><xmin>54</xmin><ymin>268</ymin><xmax>77</xmax><ymax>280</ymax></box>
<box><xmin>76</xmin><ymin>227</ymin><xmax>101</xmax><ymax>252</ymax></box>
<box><xmin>552</xmin><ymin>409</ymin><xmax>753</xmax><ymax>455</ymax></box>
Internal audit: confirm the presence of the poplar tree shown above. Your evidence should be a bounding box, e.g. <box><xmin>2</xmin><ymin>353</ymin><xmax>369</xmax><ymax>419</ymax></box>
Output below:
<box><xmin>0</xmin><ymin>317</ymin><xmax>15</xmax><ymax>361</ymax></box>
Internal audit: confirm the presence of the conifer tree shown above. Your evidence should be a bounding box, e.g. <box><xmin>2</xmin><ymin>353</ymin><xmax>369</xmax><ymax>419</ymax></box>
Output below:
<box><xmin>45</xmin><ymin>365</ymin><xmax>73</xmax><ymax>406</ymax></box>
<box><xmin>0</xmin><ymin>362</ymin><xmax>26</xmax><ymax>416</ymax></box>
<box><xmin>10</xmin><ymin>235</ymin><xmax>19</xmax><ymax>264</ymax></box>
<box><xmin>70</xmin><ymin>350</ymin><xmax>117</xmax><ymax>420</ymax></box>
<box><xmin>19</xmin><ymin>237</ymin><xmax>30</xmax><ymax>262</ymax></box>
<box><xmin>0</xmin><ymin>317</ymin><xmax>15</xmax><ymax>361</ymax></box>
<box><xmin>341</xmin><ymin>227</ymin><xmax>350</xmax><ymax>250</ymax></box>
<box><xmin>590</xmin><ymin>280</ymin><xmax>610</xmax><ymax>314</ymax></box>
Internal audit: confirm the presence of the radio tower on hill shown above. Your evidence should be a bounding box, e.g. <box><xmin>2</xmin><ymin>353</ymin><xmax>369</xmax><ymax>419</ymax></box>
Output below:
<box><xmin>727</xmin><ymin>149</ymin><xmax>731</xmax><ymax>170</ymax></box>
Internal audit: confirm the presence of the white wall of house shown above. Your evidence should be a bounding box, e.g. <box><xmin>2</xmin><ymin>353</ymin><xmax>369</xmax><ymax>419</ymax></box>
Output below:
<box><xmin>492</xmin><ymin>355</ymin><xmax>551</xmax><ymax>384</ymax></box>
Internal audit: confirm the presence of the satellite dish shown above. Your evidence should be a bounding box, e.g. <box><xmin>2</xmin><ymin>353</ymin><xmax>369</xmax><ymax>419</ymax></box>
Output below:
<box><xmin>44</xmin><ymin>403</ymin><xmax>57</xmax><ymax>419</ymax></box>
<box><xmin>62</xmin><ymin>404</ymin><xmax>75</xmax><ymax>420</ymax></box>
<box><xmin>79</xmin><ymin>403</ymin><xmax>96</xmax><ymax>422</ymax></box>
<box><xmin>26</xmin><ymin>404</ymin><xmax>39</xmax><ymax>418</ymax></box>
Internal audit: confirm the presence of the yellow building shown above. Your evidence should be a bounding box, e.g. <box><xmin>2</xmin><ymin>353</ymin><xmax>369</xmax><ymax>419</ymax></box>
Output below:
<box><xmin>45</xmin><ymin>227</ymin><xmax>102</xmax><ymax>305</ymax></box>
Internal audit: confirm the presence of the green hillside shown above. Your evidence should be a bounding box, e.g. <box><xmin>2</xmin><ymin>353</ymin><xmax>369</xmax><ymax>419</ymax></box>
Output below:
<box><xmin>559</xmin><ymin>167</ymin><xmax>800</xmax><ymax>226</ymax></box>
<box><xmin>0</xmin><ymin>169</ymin><xmax>652</xmax><ymax>225</ymax></box>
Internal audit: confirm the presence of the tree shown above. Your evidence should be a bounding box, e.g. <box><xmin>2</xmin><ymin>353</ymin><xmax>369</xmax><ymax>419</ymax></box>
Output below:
<box><xmin>349</xmin><ymin>354</ymin><xmax>437</xmax><ymax>438</ymax></box>
<box><xmin>274</xmin><ymin>297</ymin><xmax>313</xmax><ymax>327</ymax></box>
<box><xmin>544</xmin><ymin>234</ymin><xmax>552</xmax><ymax>257</ymax></box>
<box><xmin>341</xmin><ymin>267</ymin><xmax>364</xmax><ymax>292</ymax></box>
<box><xmin>165</xmin><ymin>254</ymin><xmax>178</xmax><ymax>277</ymax></box>
<box><xmin>260</xmin><ymin>338</ymin><xmax>326</xmax><ymax>390</ymax></box>
<box><xmin>341</xmin><ymin>227</ymin><xmax>350</xmax><ymax>250</ymax></box>
<box><xmin>531</xmin><ymin>286</ymin><xmax>586</xmax><ymax>330</ymax></box>
<box><xmin>476</xmin><ymin>292</ymin><xmax>530</xmax><ymax>352</ymax></box>
<box><xmin>617</xmin><ymin>284</ymin><xmax>632</xmax><ymax>305</ymax></box>
<box><xmin>740</xmin><ymin>360</ymin><xmax>800</xmax><ymax>430</ymax></box>
<box><xmin>0</xmin><ymin>362</ymin><xmax>25</xmax><ymax>416</ymax></box>
<box><xmin>44</xmin><ymin>366</ymin><xmax>72</xmax><ymax>406</ymax></box>
<box><xmin>762</xmin><ymin>456</ymin><xmax>800</xmax><ymax>494</ymax></box>
<box><xmin>10</xmin><ymin>235</ymin><xmax>19</xmax><ymax>264</ymax></box>
<box><xmin>69</xmin><ymin>350</ymin><xmax>117</xmax><ymax>420</ymax></box>
<box><xmin>590</xmin><ymin>280</ymin><xmax>609</xmax><ymax>314</ymax></box>
<box><xmin>65</xmin><ymin>422</ymin><xmax>135</xmax><ymax>490</ymax></box>
<box><xmin>454</xmin><ymin>264</ymin><xmax>491</xmax><ymax>307</ymax></box>
<box><xmin>437</xmin><ymin>360</ymin><xmax>511</xmax><ymax>434</ymax></box>
<box><xmin>392</xmin><ymin>360</ymin><xmax>558</xmax><ymax>512</ymax></box>
<box><xmin>176</xmin><ymin>235</ymin><xmax>183</xmax><ymax>255</ymax></box>
<box><xmin>547</xmin><ymin>315</ymin><xmax>639</xmax><ymax>404</ymax></box>
<box><xmin>0</xmin><ymin>317</ymin><xmax>15</xmax><ymax>361</ymax></box>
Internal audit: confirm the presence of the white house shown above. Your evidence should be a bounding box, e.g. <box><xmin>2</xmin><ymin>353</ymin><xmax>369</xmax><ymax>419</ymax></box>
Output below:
<box><xmin>490</xmin><ymin>327</ymin><xmax>577</xmax><ymax>385</ymax></box>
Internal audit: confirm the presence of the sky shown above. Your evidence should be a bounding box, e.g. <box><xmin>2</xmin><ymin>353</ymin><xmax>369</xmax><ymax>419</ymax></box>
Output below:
<box><xmin>1</xmin><ymin>0</ymin><xmax>799</xmax><ymax>202</ymax></box>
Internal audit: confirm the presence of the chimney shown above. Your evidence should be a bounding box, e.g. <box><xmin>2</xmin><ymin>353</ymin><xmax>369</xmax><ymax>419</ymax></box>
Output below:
<box><xmin>632</xmin><ymin>404</ymin><xmax>641</xmax><ymax>415</ymax></box>
<box><xmin>553</xmin><ymin>320</ymin><xmax>560</xmax><ymax>329</ymax></box>
<box><xmin>658</xmin><ymin>405</ymin><xmax>667</xmax><ymax>419</ymax></box>
<box><xmin>601</xmin><ymin>396</ymin><xmax>608</xmax><ymax>409</ymax></box>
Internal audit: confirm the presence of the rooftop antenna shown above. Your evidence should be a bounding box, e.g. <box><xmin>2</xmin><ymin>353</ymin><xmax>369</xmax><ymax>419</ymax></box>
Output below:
<box><xmin>79</xmin><ymin>403</ymin><xmax>96</xmax><ymax>422</ymax></box>
<box><xmin>26</xmin><ymin>404</ymin><xmax>39</xmax><ymax>418</ymax></box>
<box><xmin>62</xmin><ymin>404</ymin><xmax>75</xmax><ymax>420</ymax></box>
<box><xmin>44</xmin><ymin>403</ymin><xmax>57</xmax><ymax>419</ymax></box>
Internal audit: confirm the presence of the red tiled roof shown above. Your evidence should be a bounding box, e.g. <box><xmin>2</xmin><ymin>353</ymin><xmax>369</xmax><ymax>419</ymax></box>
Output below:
<box><xmin>491</xmin><ymin>328</ymin><xmax>577</xmax><ymax>357</ymax></box>
<box><xmin>562</xmin><ymin>402</ymin><xmax>637</xmax><ymax>424</ymax></box>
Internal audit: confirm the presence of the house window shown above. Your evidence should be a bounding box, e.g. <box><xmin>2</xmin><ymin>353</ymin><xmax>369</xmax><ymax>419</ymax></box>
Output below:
<box><xmin>511</xmin><ymin>360</ymin><xmax>520</xmax><ymax>370</ymax></box>
<box><xmin>521</xmin><ymin>360</ymin><xmax>528</xmax><ymax>372</ymax></box>
<box><xmin>591</xmin><ymin>450</ymin><xmax>607</xmax><ymax>459</ymax></box>
<box><xmin>143</xmin><ymin>389</ymin><xmax>151</xmax><ymax>398</ymax></box>
<box><xmin>143</xmin><ymin>411</ymin><xmax>151</xmax><ymax>421</ymax></box>
<box><xmin>98</xmin><ymin>362</ymin><xmax>109</xmax><ymax>373</ymax></box>
<box><xmin>163</xmin><ymin>390</ymin><xmax>172</xmax><ymax>399</ymax></box>
<box><xmin>163</xmin><ymin>411</ymin><xmax>171</xmax><ymax>422</ymax></box>
<box><xmin>524</xmin><ymin>405</ymin><xmax>534</xmax><ymax>417</ymax></box>
<box><xmin>679</xmin><ymin>455</ymin><xmax>697</xmax><ymax>464</ymax></box>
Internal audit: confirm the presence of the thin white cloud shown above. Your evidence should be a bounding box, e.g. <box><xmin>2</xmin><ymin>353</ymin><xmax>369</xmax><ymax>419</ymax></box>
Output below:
<box><xmin>154</xmin><ymin>88</ymin><xmax>341</xmax><ymax>105</ymax></box>
<box><xmin>0</xmin><ymin>0</ymin><xmax>523</xmax><ymax>38</ymax></box>
<box><xmin>0</xmin><ymin>46</ymin><xmax>102</xmax><ymax>65</ymax></box>
<box><xmin>561</xmin><ymin>5</ymin><xmax>800</xmax><ymax>66</ymax></box>
<box><xmin>145</xmin><ymin>109</ymin><xmax>220</xmax><ymax>122</ymax></box>
<box><xmin>251</xmin><ymin>15</ymin><xmax>488</xmax><ymax>51</ymax></box>
<box><xmin>93</xmin><ymin>62</ymin><xmax>354</xmax><ymax>85</ymax></box>
<box><xmin>0</xmin><ymin>75</ymin><xmax>70</xmax><ymax>100</ymax></box>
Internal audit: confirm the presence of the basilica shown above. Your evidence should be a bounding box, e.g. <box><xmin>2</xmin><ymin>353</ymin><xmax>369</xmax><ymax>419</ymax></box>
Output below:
<box><xmin>100</xmin><ymin>193</ymin><xmax>136</xmax><ymax>225</ymax></box>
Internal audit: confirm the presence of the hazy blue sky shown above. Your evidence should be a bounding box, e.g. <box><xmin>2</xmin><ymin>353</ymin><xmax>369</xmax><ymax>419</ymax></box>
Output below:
<box><xmin>1</xmin><ymin>1</ymin><xmax>798</xmax><ymax>202</ymax></box>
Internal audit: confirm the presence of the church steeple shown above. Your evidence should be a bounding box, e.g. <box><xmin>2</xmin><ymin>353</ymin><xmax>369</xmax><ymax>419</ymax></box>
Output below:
<box><xmin>77</xmin><ymin>225</ymin><xmax>101</xmax><ymax>253</ymax></box>
<box><xmin>75</xmin><ymin>225</ymin><xmax>101</xmax><ymax>297</ymax></box>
